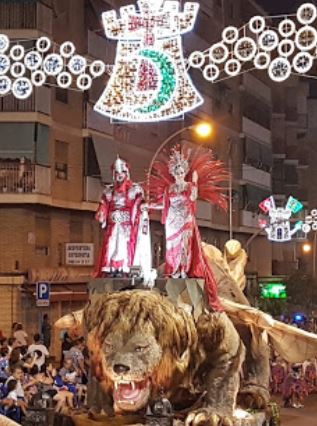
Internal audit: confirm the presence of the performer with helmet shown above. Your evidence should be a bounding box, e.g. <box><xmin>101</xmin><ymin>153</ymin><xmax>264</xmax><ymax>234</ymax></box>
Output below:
<box><xmin>95</xmin><ymin>156</ymin><xmax>151</xmax><ymax>278</ymax></box>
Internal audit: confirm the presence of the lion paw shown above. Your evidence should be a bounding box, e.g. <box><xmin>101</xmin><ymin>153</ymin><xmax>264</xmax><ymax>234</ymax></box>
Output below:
<box><xmin>185</xmin><ymin>409</ymin><xmax>234</xmax><ymax>426</ymax></box>
<box><xmin>238</xmin><ymin>385</ymin><xmax>270</xmax><ymax>410</ymax></box>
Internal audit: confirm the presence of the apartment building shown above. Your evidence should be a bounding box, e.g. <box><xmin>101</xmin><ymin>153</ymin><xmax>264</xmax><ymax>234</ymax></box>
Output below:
<box><xmin>0</xmin><ymin>0</ymin><xmax>276</xmax><ymax>344</ymax></box>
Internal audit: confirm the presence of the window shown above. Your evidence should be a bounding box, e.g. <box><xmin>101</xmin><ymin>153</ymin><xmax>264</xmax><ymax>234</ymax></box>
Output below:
<box><xmin>70</xmin><ymin>220</ymin><xmax>83</xmax><ymax>243</ymax></box>
<box><xmin>55</xmin><ymin>88</ymin><xmax>68</xmax><ymax>104</ymax></box>
<box><xmin>84</xmin><ymin>138</ymin><xmax>100</xmax><ymax>178</ymax></box>
<box><xmin>55</xmin><ymin>141</ymin><xmax>68</xmax><ymax>180</ymax></box>
<box><xmin>35</xmin><ymin>216</ymin><xmax>50</xmax><ymax>256</ymax></box>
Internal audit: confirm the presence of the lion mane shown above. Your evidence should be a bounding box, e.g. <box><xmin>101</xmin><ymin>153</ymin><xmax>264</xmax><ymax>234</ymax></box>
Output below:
<box><xmin>84</xmin><ymin>290</ymin><xmax>205</xmax><ymax>395</ymax></box>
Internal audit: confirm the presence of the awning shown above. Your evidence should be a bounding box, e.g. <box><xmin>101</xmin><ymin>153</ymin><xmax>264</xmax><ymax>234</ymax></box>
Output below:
<box><xmin>92</xmin><ymin>136</ymin><xmax>118</xmax><ymax>183</ymax></box>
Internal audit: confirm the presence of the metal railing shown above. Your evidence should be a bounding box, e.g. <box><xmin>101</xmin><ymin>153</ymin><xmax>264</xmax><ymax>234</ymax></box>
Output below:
<box><xmin>0</xmin><ymin>162</ymin><xmax>51</xmax><ymax>195</ymax></box>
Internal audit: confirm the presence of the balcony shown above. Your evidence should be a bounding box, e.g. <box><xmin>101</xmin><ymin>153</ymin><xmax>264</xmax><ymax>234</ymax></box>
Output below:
<box><xmin>240</xmin><ymin>210</ymin><xmax>265</xmax><ymax>228</ymax></box>
<box><xmin>0</xmin><ymin>1</ymin><xmax>52</xmax><ymax>35</ymax></box>
<box><xmin>0</xmin><ymin>87</ymin><xmax>51</xmax><ymax>115</ymax></box>
<box><xmin>0</xmin><ymin>163</ymin><xmax>50</xmax><ymax>195</ymax></box>
<box><xmin>272</xmin><ymin>260</ymin><xmax>299</xmax><ymax>275</ymax></box>
<box><xmin>242</xmin><ymin>117</ymin><xmax>271</xmax><ymax>145</ymax></box>
<box><xmin>242</xmin><ymin>164</ymin><xmax>271</xmax><ymax>189</ymax></box>
<box><xmin>84</xmin><ymin>176</ymin><xmax>103</xmax><ymax>203</ymax></box>
<box><xmin>242</xmin><ymin>74</ymin><xmax>271</xmax><ymax>104</ymax></box>
<box><xmin>84</xmin><ymin>103</ymin><xmax>113</xmax><ymax>135</ymax></box>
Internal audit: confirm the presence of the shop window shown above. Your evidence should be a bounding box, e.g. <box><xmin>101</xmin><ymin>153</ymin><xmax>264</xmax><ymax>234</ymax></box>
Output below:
<box><xmin>55</xmin><ymin>141</ymin><xmax>68</xmax><ymax>180</ymax></box>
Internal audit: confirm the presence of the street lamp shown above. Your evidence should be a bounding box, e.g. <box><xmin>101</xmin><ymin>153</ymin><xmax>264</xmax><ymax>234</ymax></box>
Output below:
<box><xmin>146</xmin><ymin>122</ymin><xmax>213</xmax><ymax>201</ymax></box>
<box><xmin>303</xmin><ymin>243</ymin><xmax>312</xmax><ymax>254</ymax></box>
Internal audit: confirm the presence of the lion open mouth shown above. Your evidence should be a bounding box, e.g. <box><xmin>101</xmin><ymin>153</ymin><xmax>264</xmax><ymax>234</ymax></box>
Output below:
<box><xmin>113</xmin><ymin>379</ymin><xmax>151</xmax><ymax>412</ymax></box>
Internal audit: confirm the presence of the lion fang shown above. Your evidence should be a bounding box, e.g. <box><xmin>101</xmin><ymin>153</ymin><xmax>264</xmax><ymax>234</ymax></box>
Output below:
<box><xmin>176</xmin><ymin>348</ymin><xmax>190</xmax><ymax>374</ymax></box>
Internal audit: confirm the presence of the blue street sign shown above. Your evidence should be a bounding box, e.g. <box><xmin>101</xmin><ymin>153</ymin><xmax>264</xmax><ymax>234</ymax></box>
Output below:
<box><xmin>36</xmin><ymin>282</ymin><xmax>50</xmax><ymax>307</ymax></box>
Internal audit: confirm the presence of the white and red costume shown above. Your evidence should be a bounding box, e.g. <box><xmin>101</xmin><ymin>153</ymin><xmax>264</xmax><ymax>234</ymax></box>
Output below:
<box><xmin>149</xmin><ymin>146</ymin><xmax>228</xmax><ymax>311</ymax></box>
<box><xmin>95</xmin><ymin>157</ymin><xmax>150</xmax><ymax>277</ymax></box>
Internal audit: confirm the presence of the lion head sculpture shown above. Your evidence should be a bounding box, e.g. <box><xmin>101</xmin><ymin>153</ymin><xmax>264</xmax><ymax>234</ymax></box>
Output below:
<box><xmin>84</xmin><ymin>290</ymin><xmax>200</xmax><ymax>414</ymax></box>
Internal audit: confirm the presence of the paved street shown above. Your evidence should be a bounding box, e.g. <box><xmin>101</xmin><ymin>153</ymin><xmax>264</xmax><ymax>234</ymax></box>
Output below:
<box><xmin>280</xmin><ymin>395</ymin><xmax>317</xmax><ymax>425</ymax></box>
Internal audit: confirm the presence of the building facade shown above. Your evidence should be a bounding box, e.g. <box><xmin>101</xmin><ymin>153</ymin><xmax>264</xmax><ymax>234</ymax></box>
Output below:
<box><xmin>0</xmin><ymin>0</ymin><xmax>280</xmax><ymax>350</ymax></box>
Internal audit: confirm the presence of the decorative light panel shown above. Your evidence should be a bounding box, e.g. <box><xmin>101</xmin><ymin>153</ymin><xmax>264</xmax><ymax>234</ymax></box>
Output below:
<box><xmin>94</xmin><ymin>0</ymin><xmax>203</xmax><ymax>122</ymax></box>
<box><xmin>189</xmin><ymin>2</ymin><xmax>317</xmax><ymax>84</ymax></box>
<box><xmin>0</xmin><ymin>35</ymin><xmax>107</xmax><ymax>100</ymax></box>
<box><xmin>259</xmin><ymin>196</ymin><xmax>304</xmax><ymax>243</ymax></box>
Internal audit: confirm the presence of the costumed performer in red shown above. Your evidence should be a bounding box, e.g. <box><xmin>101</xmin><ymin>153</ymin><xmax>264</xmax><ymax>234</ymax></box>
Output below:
<box><xmin>148</xmin><ymin>145</ymin><xmax>228</xmax><ymax>311</ymax></box>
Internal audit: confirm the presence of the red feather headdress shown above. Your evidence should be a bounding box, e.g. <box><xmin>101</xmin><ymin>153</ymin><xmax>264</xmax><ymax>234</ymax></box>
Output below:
<box><xmin>149</xmin><ymin>144</ymin><xmax>229</xmax><ymax>210</ymax></box>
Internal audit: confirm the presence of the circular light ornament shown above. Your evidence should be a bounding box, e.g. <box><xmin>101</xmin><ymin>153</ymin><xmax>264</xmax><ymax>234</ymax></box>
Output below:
<box><xmin>60</xmin><ymin>41</ymin><xmax>76</xmax><ymax>58</ymax></box>
<box><xmin>24</xmin><ymin>51</ymin><xmax>42</xmax><ymax>71</ymax></box>
<box><xmin>10</xmin><ymin>45</ymin><xmax>25</xmax><ymax>61</ymax></box>
<box><xmin>311</xmin><ymin>209</ymin><xmax>317</xmax><ymax>217</ymax></box>
<box><xmin>313</xmin><ymin>222</ymin><xmax>317</xmax><ymax>231</ymax></box>
<box><xmin>0</xmin><ymin>76</ymin><xmax>11</xmax><ymax>96</ymax></box>
<box><xmin>234</xmin><ymin>37</ymin><xmax>257</xmax><ymax>62</ymax></box>
<box><xmin>249</xmin><ymin>15</ymin><xmax>266</xmax><ymax>34</ymax></box>
<box><xmin>222</xmin><ymin>26</ymin><xmax>239</xmax><ymax>44</ymax></box>
<box><xmin>293</xmin><ymin>51</ymin><xmax>313</xmax><ymax>74</ymax></box>
<box><xmin>31</xmin><ymin>70</ymin><xmax>46</xmax><ymax>87</ymax></box>
<box><xmin>36</xmin><ymin>36</ymin><xmax>51</xmax><ymax>53</ymax></box>
<box><xmin>0</xmin><ymin>54</ymin><xmax>10</xmax><ymax>75</ymax></box>
<box><xmin>225</xmin><ymin>59</ymin><xmax>241</xmax><ymax>77</ymax></box>
<box><xmin>10</xmin><ymin>62</ymin><xmax>26</xmax><ymax>78</ymax></box>
<box><xmin>278</xmin><ymin>18</ymin><xmax>296</xmax><ymax>38</ymax></box>
<box><xmin>297</xmin><ymin>3</ymin><xmax>317</xmax><ymax>25</ymax></box>
<box><xmin>57</xmin><ymin>71</ymin><xmax>72</xmax><ymax>88</ymax></box>
<box><xmin>12</xmin><ymin>77</ymin><xmax>32</xmax><ymax>100</ymax></box>
<box><xmin>90</xmin><ymin>60</ymin><xmax>106</xmax><ymax>77</ymax></box>
<box><xmin>203</xmin><ymin>64</ymin><xmax>220</xmax><ymax>82</ymax></box>
<box><xmin>295</xmin><ymin>26</ymin><xmax>317</xmax><ymax>51</ymax></box>
<box><xmin>253</xmin><ymin>52</ymin><xmax>271</xmax><ymax>69</ymax></box>
<box><xmin>209</xmin><ymin>42</ymin><xmax>229</xmax><ymax>64</ymax></box>
<box><xmin>0</xmin><ymin>35</ymin><xmax>9</xmax><ymax>53</ymax></box>
<box><xmin>43</xmin><ymin>53</ymin><xmax>63</xmax><ymax>76</ymax></box>
<box><xmin>77</xmin><ymin>73</ymin><xmax>92</xmax><ymax>90</ymax></box>
<box><xmin>302</xmin><ymin>223</ymin><xmax>312</xmax><ymax>233</ymax></box>
<box><xmin>188</xmin><ymin>51</ymin><xmax>205</xmax><ymax>68</ymax></box>
<box><xmin>68</xmin><ymin>55</ymin><xmax>87</xmax><ymax>75</ymax></box>
<box><xmin>259</xmin><ymin>30</ymin><xmax>279</xmax><ymax>52</ymax></box>
<box><xmin>278</xmin><ymin>39</ymin><xmax>295</xmax><ymax>57</ymax></box>
<box><xmin>268</xmin><ymin>57</ymin><xmax>291</xmax><ymax>82</ymax></box>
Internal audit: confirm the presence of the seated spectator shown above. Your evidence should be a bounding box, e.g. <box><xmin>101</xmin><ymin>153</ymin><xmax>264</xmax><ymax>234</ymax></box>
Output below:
<box><xmin>0</xmin><ymin>348</ymin><xmax>9</xmax><ymax>384</ymax></box>
<box><xmin>13</xmin><ymin>325</ymin><xmax>27</xmax><ymax>350</ymax></box>
<box><xmin>6</xmin><ymin>367</ymin><xmax>25</xmax><ymax>401</ymax></box>
<box><xmin>6</xmin><ymin>379</ymin><xmax>27</xmax><ymax>416</ymax></box>
<box><xmin>8</xmin><ymin>349</ymin><xmax>23</xmax><ymax>372</ymax></box>
<box><xmin>61</xmin><ymin>333</ymin><xmax>73</xmax><ymax>365</ymax></box>
<box><xmin>27</xmin><ymin>334</ymin><xmax>49</xmax><ymax>369</ymax></box>
<box><xmin>7</xmin><ymin>339</ymin><xmax>16</xmax><ymax>356</ymax></box>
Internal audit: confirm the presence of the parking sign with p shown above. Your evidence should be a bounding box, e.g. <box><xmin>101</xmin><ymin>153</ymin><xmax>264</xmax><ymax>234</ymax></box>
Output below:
<box><xmin>36</xmin><ymin>282</ymin><xmax>50</xmax><ymax>307</ymax></box>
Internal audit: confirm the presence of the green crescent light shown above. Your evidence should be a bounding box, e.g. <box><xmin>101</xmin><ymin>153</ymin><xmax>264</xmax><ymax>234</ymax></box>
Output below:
<box><xmin>136</xmin><ymin>49</ymin><xmax>176</xmax><ymax>114</ymax></box>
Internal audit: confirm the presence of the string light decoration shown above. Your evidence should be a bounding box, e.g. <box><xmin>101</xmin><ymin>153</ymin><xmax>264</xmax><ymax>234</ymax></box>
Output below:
<box><xmin>94</xmin><ymin>0</ymin><xmax>203</xmax><ymax>122</ymax></box>
<box><xmin>258</xmin><ymin>196</ymin><xmax>303</xmax><ymax>243</ymax></box>
<box><xmin>189</xmin><ymin>2</ymin><xmax>317</xmax><ymax>84</ymax></box>
<box><xmin>0</xmin><ymin>35</ymin><xmax>106</xmax><ymax>100</ymax></box>
<box><xmin>302</xmin><ymin>209</ymin><xmax>317</xmax><ymax>233</ymax></box>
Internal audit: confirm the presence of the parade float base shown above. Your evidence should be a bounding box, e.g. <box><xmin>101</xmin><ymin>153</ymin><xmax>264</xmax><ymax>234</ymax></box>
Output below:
<box><xmin>58</xmin><ymin>412</ymin><xmax>268</xmax><ymax>426</ymax></box>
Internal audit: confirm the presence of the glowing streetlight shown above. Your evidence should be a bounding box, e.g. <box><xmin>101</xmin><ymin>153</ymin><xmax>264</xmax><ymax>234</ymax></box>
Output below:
<box><xmin>303</xmin><ymin>243</ymin><xmax>312</xmax><ymax>254</ymax></box>
<box><xmin>194</xmin><ymin>122</ymin><xmax>213</xmax><ymax>138</ymax></box>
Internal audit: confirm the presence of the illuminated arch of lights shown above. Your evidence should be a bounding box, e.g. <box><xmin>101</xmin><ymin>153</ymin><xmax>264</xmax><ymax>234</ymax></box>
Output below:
<box><xmin>0</xmin><ymin>35</ymin><xmax>108</xmax><ymax>100</ymax></box>
<box><xmin>188</xmin><ymin>2</ymin><xmax>317</xmax><ymax>84</ymax></box>
<box><xmin>0</xmin><ymin>2</ymin><xmax>317</xmax><ymax>120</ymax></box>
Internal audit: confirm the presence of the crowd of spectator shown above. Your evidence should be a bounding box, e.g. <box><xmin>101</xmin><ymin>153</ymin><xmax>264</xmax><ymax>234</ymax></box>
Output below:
<box><xmin>0</xmin><ymin>319</ymin><xmax>88</xmax><ymax>424</ymax></box>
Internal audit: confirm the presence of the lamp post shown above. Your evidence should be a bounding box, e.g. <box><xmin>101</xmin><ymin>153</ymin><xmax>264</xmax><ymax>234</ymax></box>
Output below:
<box><xmin>146</xmin><ymin>122</ymin><xmax>213</xmax><ymax>201</ymax></box>
<box><xmin>227</xmin><ymin>138</ymin><xmax>233</xmax><ymax>240</ymax></box>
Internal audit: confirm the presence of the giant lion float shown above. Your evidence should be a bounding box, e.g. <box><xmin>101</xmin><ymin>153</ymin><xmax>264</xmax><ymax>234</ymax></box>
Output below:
<box><xmin>56</xmin><ymin>241</ymin><xmax>317</xmax><ymax>426</ymax></box>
